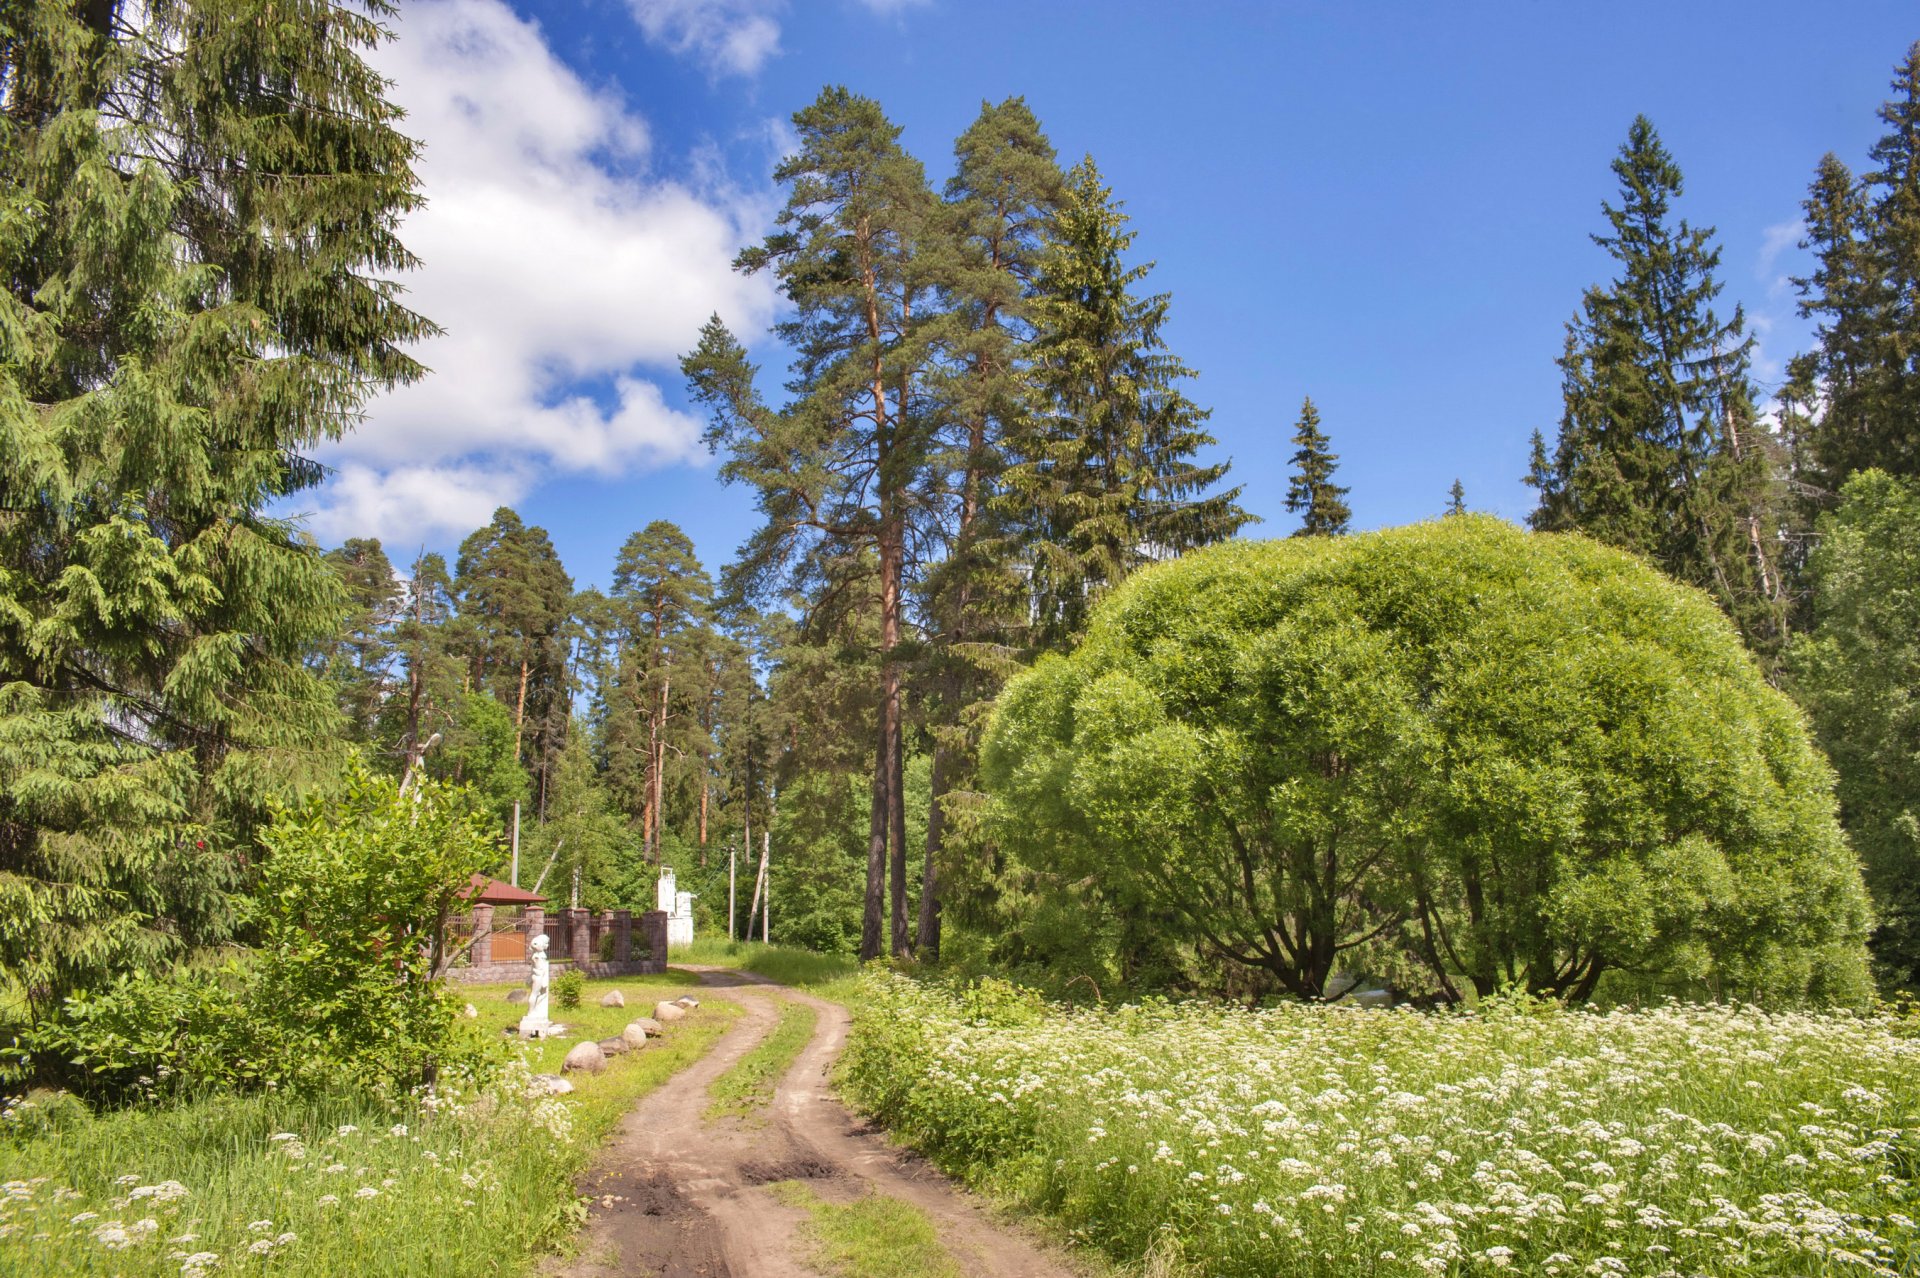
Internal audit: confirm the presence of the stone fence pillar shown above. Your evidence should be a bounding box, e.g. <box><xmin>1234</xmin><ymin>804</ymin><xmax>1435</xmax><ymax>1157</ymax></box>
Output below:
<box><xmin>470</xmin><ymin>903</ymin><xmax>493</xmax><ymax>967</ymax></box>
<box><xmin>640</xmin><ymin>910</ymin><xmax>668</xmax><ymax>969</ymax></box>
<box><xmin>591</xmin><ymin>909</ymin><xmax>613</xmax><ymax>960</ymax></box>
<box><xmin>613</xmin><ymin>909</ymin><xmax>632</xmax><ymax>963</ymax></box>
<box><xmin>524</xmin><ymin>905</ymin><xmax>544</xmax><ymax>953</ymax></box>
<box><xmin>565</xmin><ymin>907</ymin><xmax>590</xmax><ymax>967</ymax></box>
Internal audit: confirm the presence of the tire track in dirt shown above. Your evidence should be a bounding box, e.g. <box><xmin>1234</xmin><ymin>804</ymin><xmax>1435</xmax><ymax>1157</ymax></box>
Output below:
<box><xmin>548</xmin><ymin>968</ymin><xmax>1084</xmax><ymax>1278</ymax></box>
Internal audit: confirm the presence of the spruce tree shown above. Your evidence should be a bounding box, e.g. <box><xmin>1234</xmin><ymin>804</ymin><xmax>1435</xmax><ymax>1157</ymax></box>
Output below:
<box><xmin>1528</xmin><ymin>116</ymin><xmax>1786</xmax><ymax>656</ymax></box>
<box><xmin>0</xmin><ymin>0</ymin><xmax>432</xmax><ymax>1006</ymax></box>
<box><xmin>1446</xmin><ymin>479</ymin><xmax>1468</xmax><ymax>516</ymax></box>
<box><xmin>1001</xmin><ymin>157</ymin><xmax>1251</xmax><ymax>653</ymax></box>
<box><xmin>1283</xmin><ymin>397</ymin><xmax>1352</xmax><ymax>536</ymax></box>
<box><xmin>1792</xmin><ymin>45</ymin><xmax>1920</xmax><ymax>489</ymax></box>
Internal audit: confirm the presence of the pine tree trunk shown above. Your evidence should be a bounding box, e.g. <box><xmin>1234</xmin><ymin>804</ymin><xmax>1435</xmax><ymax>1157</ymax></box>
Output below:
<box><xmin>889</xmin><ymin>679</ymin><xmax>908</xmax><ymax>957</ymax></box>
<box><xmin>511</xmin><ymin>657</ymin><xmax>529</xmax><ymax>763</ymax></box>
<box><xmin>651</xmin><ymin>672</ymin><xmax>669</xmax><ymax>859</ymax></box>
<box><xmin>862</xmin><ymin>707</ymin><xmax>890</xmax><ymax>961</ymax></box>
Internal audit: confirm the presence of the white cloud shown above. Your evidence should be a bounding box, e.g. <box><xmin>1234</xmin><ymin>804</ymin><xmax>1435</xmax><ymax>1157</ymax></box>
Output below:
<box><xmin>310</xmin><ymin>0</ymin><xmax>775</xmax><ymax>545</ymax></box>
<box><xmin>306</xmin><ymin>461</ymin><xmax>533</xmax><ymax>548</ymax></box>
<box><xmin>1758</xmin><ymin>218</ymin><xmax>1803</xmax><ymax>298</ymax></box>
<box><xmin>625</xmin><ymin>0</ymin><xmax>783</xmax><ymax>77</ymax></box>
<box><xmin>851</xmin><ymin>0</ymin><xmax>930</xmax><ymax>13</ymax></box>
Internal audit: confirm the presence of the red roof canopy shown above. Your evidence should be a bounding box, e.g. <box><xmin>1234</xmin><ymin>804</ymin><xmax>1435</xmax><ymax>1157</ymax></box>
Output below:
<box><xmin>459</xmin><ymin>874</ymin><xmax>547</xmax><ymax>905</ymax></box>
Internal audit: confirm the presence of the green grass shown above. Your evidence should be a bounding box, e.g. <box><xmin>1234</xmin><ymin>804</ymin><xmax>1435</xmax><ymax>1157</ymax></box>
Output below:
<box><xmin>0</xmin><ymin>975</ymin><xmax>735</xmax><ymax>1278</ymax></box>
<box><xmin>705</xmin><ymin>998</ymin><xmax>816</xmax><ymax>1123</ymax></box>
<box><xmin>670</xmin><ymin>938</ymin><xmax>862</xmax><ymax>1000</ymax></box>
<box><xmin>767</xmin><ymin>1180</ymin><xmax>965</xmax><ymax>1278</ymax></box>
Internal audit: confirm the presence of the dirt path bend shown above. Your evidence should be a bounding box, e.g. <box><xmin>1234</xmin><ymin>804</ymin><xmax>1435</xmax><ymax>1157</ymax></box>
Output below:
<box><xmin>549</xmin><ymin>969</ymin><xmax>1084</xmax><ymax>1278</ymax></box>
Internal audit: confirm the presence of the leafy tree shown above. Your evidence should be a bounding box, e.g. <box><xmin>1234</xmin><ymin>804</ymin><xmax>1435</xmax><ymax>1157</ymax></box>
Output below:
<box><xmin>527</xmin><ymin>727</ymin><xmax>635</xmax><ymax>910</ymax></box>
<box><xmin>1789</xmin><ymin>470</ymin><xmax>1920</xmax><ymax>990</ymax></box>
<box><xmin>686</xmin><ymin>87</ymin><xmax>945</xmax><ymax>959</ymax></box>
<box><xmin>983</xmin><ymin>518</ymin><xmax>1873</xmax><ymax>1006</ymax></box>
<box><xmin>1001</xmin><ymin>158</ymin><xmax>1252</xmax><ymax>653</ymax></box>
<box><xmin>253</xmin><ymin>758</ymin><xmax>492</xmax><ymax>1089</ymax></box>
<box><xmin>1528</xmin><ymin>117</ymin><xmax>1787</xmax><ymax>658</ymax></box>
<box><xmin>1283</xmin><ymin>397</ymin><xmax>1351</xmax><ymax>536</ymax></box>
<box><xmin>428</xmin><ymin>689</ymin><xmax>527</xmax><ymax>832</ymax></box>
<box><xmin>0</xmin><ymin>0</ymin><xmax>431</xmax><ymax>1007</ymax></box>
<box><xmin>1446</xmin><ymin>479</ymin><xmax>1468</xmax><ymax>516</ymax></box>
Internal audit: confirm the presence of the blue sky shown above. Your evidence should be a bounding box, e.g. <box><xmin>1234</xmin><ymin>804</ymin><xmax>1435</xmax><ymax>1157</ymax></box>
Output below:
<box><xmin>304</xmin><ymin>0</ymin><xmax>1920</xmax><ymax>591</ymax></box>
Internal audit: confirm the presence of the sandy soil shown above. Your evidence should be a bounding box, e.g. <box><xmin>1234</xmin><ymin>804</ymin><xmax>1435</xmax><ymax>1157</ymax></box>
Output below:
<box><xmin>547</xmin><ymin>968</ymin><xmax>1084</xmax><ymax>1278</ymax></box>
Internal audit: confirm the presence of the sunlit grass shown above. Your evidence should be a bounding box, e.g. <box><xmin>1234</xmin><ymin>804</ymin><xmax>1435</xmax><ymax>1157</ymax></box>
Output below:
<box><xmin>670</xmin><ymin>938</ymin><xmax>862</xmax><ymax>998</ymax></box>
<box><xmin>768</xmin><ymin>1179</ymin><xmax>966</xmax><ymax>1278</ymax></box>
<box><xmin>707</xmin><ymin>999</ymin><xmax>816</xmax><ymax>1123</ymax></box>
<box><xmin>0</xmin><ymin>975</ymin><xmax>734</xmax><ymax>1278</ymax></box>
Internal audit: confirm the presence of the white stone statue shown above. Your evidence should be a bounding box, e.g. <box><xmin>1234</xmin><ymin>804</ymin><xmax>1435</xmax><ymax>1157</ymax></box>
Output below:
<box><xmin>519</xmin><ymin>933</ymin><xmax>552</xmax><ymax>1038</ymax></box>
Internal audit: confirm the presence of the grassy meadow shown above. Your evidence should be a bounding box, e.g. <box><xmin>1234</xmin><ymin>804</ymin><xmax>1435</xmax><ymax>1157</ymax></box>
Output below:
<box><xmin>843</xmin><ymin>974</ymin><xmax>1920</xmax><ymax>1278</ymax></box>
<box><xmin>0</xmin><ymin>974</ymin><xmax>732</xmax><ymax>1278</ymax></box>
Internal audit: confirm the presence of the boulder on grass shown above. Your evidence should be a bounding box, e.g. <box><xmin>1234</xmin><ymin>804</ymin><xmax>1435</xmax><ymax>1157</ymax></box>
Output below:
<box><xmin>674</xmin><ymin>996</ymin><xmax>700</xmax><ymax>1008</ymax></box>
<box><xmin>462</xmin><ymin>1003</ymin><xmax>478</xmax><ymax>1019</ymax></box>
<box><xmin>506</xmin><ymin>988</ymin><xmax>528</xmax><ymax>1004</ymax></box>
<box><xmin>599</xmin><ymin>990</ymin><xmax>625</xmax><ymax>1008</ymax></box>
<box><xmin>526</xmin><ymin>1073</ymin><xmax>573</xmax><ymax>1097</ymax></box>
<box><xmin>652</xmin><ymin>1001</ymin><xmax>686</xmax><ymax>1023</ymax></box>
<box><xmin>597</xmin><ymin>1036</ymin><xmax>629</xmax><ymax>1057</ymax></box>
<box><xmin>621</xmin><ymin>1022</ymin><xmax>652</xmax><ymax>1050</ymax></box>
<box><xmin>562</xmin><ymin>1040</ymin><xmax>607</xmax><ymax>1074</ymax></box>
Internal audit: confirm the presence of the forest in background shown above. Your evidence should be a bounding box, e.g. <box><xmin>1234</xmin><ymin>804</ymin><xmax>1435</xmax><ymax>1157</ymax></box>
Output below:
<box><xmin>4</xmin><ymin>0</ymin><xmax>1920</xmax><ymax>1035</ymax></box>
<box><xmin>298</xmin><ymin>47</ymin><xmax>1920</xmax><ymax>999</ymax></box>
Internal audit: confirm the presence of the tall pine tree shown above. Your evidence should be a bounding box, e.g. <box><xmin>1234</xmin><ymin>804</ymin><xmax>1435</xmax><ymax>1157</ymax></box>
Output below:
<box><xmin>0</xmin><ymin>0</ymin><xmax>433</xmax><ymax>1007</ymax></box>
<box><xmin>452</xmin><ymin>509</ymin><xmax>573</xmax><ymax>816</ymax></box>
<box><xmin>685</xmin><ymin>88</ymin><xmax>944</xmax><ymax>959</ymax></box>
<box><xmin>1283</xmin><ymin>397</ymin><xmax>1352</xmax><ymax>536</ymax></box>
<box><xmin>914</xmin><ymin>97</ymin><xmax>1065</xmax><ymax>957</ymax></box>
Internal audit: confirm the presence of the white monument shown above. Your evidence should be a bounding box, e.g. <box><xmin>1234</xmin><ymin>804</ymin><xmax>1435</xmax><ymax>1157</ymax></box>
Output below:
<box><xmin>657</xmin><ymin>867</ymin><xmax>696</xmax><ymax>948</ymax></box>
<box><xmin>518</xmin><ymin>934</ymin><xmax>555</xmax><ymax>1038</ymax></box>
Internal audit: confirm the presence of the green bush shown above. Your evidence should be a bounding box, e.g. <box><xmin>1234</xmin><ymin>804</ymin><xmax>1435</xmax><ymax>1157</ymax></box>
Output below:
<box><xmin>554</xmin><ymin>969</ymin><xmax>584</xmax><ymax>1010</ymax></box>
<box><xmin>13</xmin><ymin>760</ymin><xmax>502</xmax><ymax>1101</ymax></box>
<box><xmin>983</xmin><ymin>517</ymin><xmax>1874</xmax><ymax>1005</ymax></box>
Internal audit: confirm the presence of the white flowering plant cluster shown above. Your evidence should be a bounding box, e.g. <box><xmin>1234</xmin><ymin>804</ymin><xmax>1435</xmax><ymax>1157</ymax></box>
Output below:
<box><xmin>0</xmin><ymin>1057</ymin><xmax>579</xmax><ymax>1278</ymax></box>
<box><xmin>842</xmin><ymin>974</ymin><xmax>1920</xmax><ymax>1278</ymax></box>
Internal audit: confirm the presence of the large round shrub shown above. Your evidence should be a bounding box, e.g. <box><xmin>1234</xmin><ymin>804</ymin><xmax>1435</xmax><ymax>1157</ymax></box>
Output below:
<box><xmin>982</xmin><ymin>517</ymin><xmax>1873</xmax><ymax>1005</ymax></box>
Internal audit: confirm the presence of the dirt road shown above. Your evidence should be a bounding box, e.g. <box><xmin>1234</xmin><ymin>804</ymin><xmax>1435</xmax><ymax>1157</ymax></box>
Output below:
<box><xmin>548</xmin><ymin>969</ymin><xmax>1083</xmax><ymax>1278</ymax></box>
